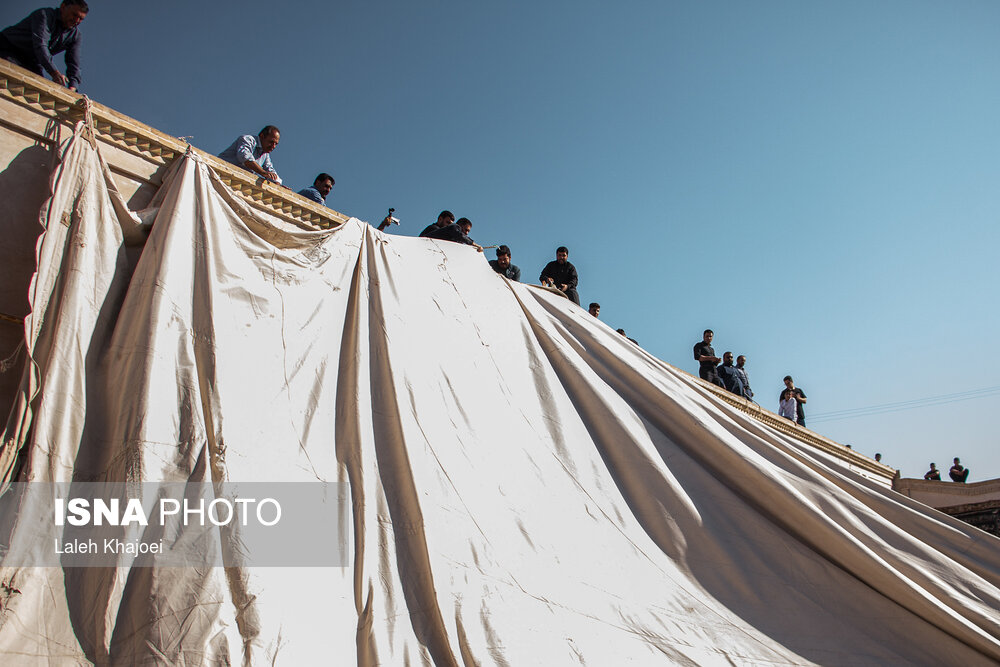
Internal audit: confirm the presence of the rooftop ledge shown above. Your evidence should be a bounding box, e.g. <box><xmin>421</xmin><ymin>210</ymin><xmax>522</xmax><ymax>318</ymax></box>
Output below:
<box><xmin>0</xmin><ymin>59</ymin><xmax>349</xmax><ymax>231</ymax></box>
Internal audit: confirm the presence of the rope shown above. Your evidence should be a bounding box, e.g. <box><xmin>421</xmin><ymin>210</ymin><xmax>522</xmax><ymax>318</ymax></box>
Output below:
<box><xmin>75</xmin><ymin>95</ymin><xmax>97</xmax><ymax>148</ymax></box>
<box><xmin>0</xmin><ymin>340</ymin><xmax>24</xmax><ymax>374</ymax></box>
<box><xmin>0</xmin><ymin>312</ymin><xmax>24</xmax><ymax>325</ymax></box>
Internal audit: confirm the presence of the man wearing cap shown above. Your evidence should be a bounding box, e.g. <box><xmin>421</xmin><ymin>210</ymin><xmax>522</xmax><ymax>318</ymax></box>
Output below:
<box><xmin>489</xmin><ymin>245</ymin><xmax>521</xmax><ymax>281</ymax></box>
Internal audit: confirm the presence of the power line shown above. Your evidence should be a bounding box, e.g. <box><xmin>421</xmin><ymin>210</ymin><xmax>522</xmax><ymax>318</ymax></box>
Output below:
<box><xmin>809</xmin><ymin>386</ymin><xmax>1000</xmax><ymax>425</ymax></box>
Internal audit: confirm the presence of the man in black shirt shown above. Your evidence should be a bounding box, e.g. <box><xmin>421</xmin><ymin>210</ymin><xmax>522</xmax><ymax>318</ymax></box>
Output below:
<box><xmin>693</xmin><ymin>330</ymin><xmax>724</xmax><ymax>386</ymax></box>
<box><xmin>717</xmin><ymin>352</ymin><xmax>745</xmax><ymax>396</ymax></box>
<box><xmin>781</xmin><ymin>375</ymin><xmax>807</xmax><ymax>427</ymax></box>
<box><xmin>427</xmin><ymin>217</ymin><xmax>483</xmax><ymax>252</ymax></box>
<box><xmin>419</xmin><ymin>210</ymin><xmax>454</xmax><ymax>238</ymax></box>
<box><xmin>949</xmin><ymin>457</ymin><xmax>970</xmax><ymax>483</ymax></box>
<box><xmin>539</xmin><ymin>246</ymin><xmax>579</xmax><ymax>305</ymax></box>
<box><xmin>489</xmin><ymin>245</ymin><xmax>520</xmax><ymax>281</ymax></box>
<box><xmin>0</xmin><ymin>1</ymin><xmax>88</xmax><ymax>91</ymax></box>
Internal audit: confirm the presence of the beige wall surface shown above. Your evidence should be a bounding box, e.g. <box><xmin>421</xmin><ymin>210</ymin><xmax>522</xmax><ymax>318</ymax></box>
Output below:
<box><xmin>0</xmin><ymin>60</ymin><xmax>348</xmax><ymax>424</ymax></box>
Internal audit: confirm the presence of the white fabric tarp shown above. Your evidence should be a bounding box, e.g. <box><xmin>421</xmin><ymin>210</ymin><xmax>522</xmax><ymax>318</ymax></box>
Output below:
<box><xmin>2</xmin><ymin>127</ymin><xmax>1000</xmax><ymax>665</ymax></box>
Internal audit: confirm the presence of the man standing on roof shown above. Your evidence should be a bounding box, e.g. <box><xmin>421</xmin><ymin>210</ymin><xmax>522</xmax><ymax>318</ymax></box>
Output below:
<box><xmin>419</xmin><ymin>210</ymin><xmax>455</xmax><ymax>238</ymax></box>
<box><xmin>735</xmin><ymin>354</ymin><xmax>753</xmax><ymax>400</ymax></box>
<box><xmin>427</xmin><ymin>217</ymin><xmax>483</xmax><ymax>252</ymax></box>
<box><xmin>0</xmin><ymin>1</ymin><xmax>88</xmax><ymax>92</ymax></box>
<box><xmin>693</xmin><ymin>329</ymin><xmax>723</xmax><ymax>386</ymax></box>
<box><xmin>718</xmin><ymin>352</ymin><xmax>745</xmax><ymax>396</ymax></box>
<box><xmin>540</xmin><ymin>246</ymin><xmax>580</xmax><ymax>305</ymax></box>
<box><xmin>490</xmin><ymin>245</ymin><xmax>520</xmax><ymax>281</ymax></box>
<box><xmin>298</xmin><ymin>173</ymin><xmax>334</xmax><ymax>205</ymax></box>
<box><xmin>781</xmin><ymin>375</ymin><xmax>807</xmax><ymax>427</ymax></box>
<box><xmin>219</xmin><ymin>125</ymin><xmax>282</xmax><ymax>184</ymax></box>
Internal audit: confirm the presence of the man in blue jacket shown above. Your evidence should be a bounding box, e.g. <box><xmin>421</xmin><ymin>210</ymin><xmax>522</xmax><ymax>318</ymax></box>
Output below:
<box><xmin>0</xmin><ymin>1</ymin><xmax>88</xmax><ymax>91</ymax></box>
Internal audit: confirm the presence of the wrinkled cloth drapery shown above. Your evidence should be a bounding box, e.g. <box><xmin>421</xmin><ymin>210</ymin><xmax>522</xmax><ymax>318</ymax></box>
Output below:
<box><xmin>2</xmin><ymin>127</ymin><xmax>1000</xmax><ymax>665</ymax></box>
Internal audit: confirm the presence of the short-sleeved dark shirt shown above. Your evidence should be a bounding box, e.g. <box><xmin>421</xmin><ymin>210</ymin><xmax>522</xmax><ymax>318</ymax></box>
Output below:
<box><xmin>489</xmin><ymin>260</ymin><xmax>521</xmax><ymax>281</ymax></box>
<box><xmin>693</xmin><ymin>341</ymin><xmax>715</xmax><ymax>371</ymax></box>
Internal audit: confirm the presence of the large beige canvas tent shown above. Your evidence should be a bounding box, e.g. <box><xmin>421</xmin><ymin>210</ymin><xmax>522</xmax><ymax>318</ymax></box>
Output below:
<box><xmin>1</xmin><ymin>63</ymin><xmax>999</xmax><ymax>665</ymax></box>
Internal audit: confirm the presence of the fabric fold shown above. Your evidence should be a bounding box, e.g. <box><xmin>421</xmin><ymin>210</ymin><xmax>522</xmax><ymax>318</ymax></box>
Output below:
<box><xmin>1</xmin><ymin>129</ymin><xmax>1000</xmax><ymax>665</ymax></box>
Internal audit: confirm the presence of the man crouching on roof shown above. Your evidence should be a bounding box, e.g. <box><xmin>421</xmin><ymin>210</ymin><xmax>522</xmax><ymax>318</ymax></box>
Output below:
<box><xmin>219</xmin><ymin>125</ymin><xmax>283</xmax><ymax>185</ymax></box>
<box><xmin>0</xmin><ymin>0</ymin><xmax>88</xmax><ymax>91</ymax></box>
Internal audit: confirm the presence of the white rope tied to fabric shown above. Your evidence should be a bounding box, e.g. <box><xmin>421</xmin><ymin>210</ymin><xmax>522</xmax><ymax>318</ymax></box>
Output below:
<box><xmin>75</xmin><ymin>95</ymin><xmax>97</xmax><ymax>149</ymax></box>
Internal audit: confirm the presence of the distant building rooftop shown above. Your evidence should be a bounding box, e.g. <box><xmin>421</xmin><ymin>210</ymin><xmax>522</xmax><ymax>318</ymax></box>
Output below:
<box><xmin>894</xmin><ymin>477</ymin><xmax>1000</xmax><ymax>537</ymax></box>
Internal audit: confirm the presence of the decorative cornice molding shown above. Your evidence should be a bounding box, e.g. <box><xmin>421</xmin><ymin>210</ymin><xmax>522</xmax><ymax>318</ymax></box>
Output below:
<box><xmin>0</xmin><ymin>60</ymin><xmax>348</xmax><ymax>230</ymax></box>
<box><xmin>696</xmin><ymin>375</ymin><xmax>894</xmax><ymax>481</ymax></box>
<box><xmin>894</xmin><ymin>477</ymin><xmax>1000</xmax><ymax>498</ymax></box>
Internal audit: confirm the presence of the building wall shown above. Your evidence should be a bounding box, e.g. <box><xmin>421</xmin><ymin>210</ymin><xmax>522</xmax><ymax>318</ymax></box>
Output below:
<box><xmin>893</xmin><ymin>477</ymin><xmax>1000</xmax><ymax>538</ymax></box>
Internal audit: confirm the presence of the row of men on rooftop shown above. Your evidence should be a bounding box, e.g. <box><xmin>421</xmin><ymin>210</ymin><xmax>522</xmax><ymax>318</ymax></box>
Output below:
<box><xmin>417</xmin><ymin>211</ymin><xmax>581</xmax><ymax>305</ymax></box>
<box><xmin>924</xmin><ymin>458</ymin><xmax>971</xmax><ymax>483</ymax></box>
<box><xmin>0</xmin><ymin>7</ymin><xmax>602</xmax><ymax>325</ymax></box>
<box><xmin>692</xmin><ymin>329</ymin><xmax>809</xmax><ymax>427</ymax></box>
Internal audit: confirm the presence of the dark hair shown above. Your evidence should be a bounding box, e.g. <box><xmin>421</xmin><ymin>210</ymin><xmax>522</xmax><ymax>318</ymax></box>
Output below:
<box><xmin>723</xmin><ymin>351</ymin><xmax>733</xmax><ymax>357</ymax></box>
<box><xmin>616</xmin><ymin>328</ymin><xmax>626</xmax><ymax>335</ymax></box>
<box><xmin>259</xmin><ymin>125</ymin><xmax>280</xmax><ymax>137</ymax></box>
<box><xmin>63</xmin><ymin>0</ymin><xmax>89</xmax><ymax>9</ymax></box>
<box><xmin>703</xmin><ymin>329</ymin><xmax>713</xmax><ymax>336</ymax></box>
<box><xmin>314</xmin><ymin>173</ymin><xmax>334</xmax><ymax>186</ymax></box>
<box><xmin>497</xmin><ymin>245</ymin><xmax>511</xmax><ymax>257</ymax></box>
<box><xmin>556</xmin><ymin>246</ymin><xmax>569</xmax><ymax>255</ymax></box>
<box><xmin>438</xmin><ymin>210</ymin><xmax>454</xmax><ymax>222</ymax></box>
<box><xmin>456</xmin><ymin>217</ymin><xmax>472</xmax><ymax>227</ymax></box>
<box><xmin>783</xmin><ymin>375</ymin><xmax>793</xmax><ymax>383</ymax></box>
<box><xmin>589</xmin><ymin>302</ymin><xmax>600</xmax><ymax>310</ymax></box>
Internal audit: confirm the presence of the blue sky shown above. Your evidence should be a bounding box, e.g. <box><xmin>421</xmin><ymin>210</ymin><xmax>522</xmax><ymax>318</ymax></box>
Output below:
<box><xmin>7</xmin><ymin>0</ymin><xmax>998</xmax><ymax>480</ymax></box>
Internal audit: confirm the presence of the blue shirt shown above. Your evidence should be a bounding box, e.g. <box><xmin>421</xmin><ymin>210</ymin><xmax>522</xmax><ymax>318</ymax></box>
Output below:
<box><xmin>218</xmin><ymin>134</ymin><xmax>277</xmax><ymax>178</ymax></box>
<box><xmin>297</xmin><ymin>186</ymin><xmax>325</xmax><ymax>204</ymax></box>
<box><xmin>0</xmin><ymin>8</ymin><xmax>82</xmax><ymax>89</ymax></box>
